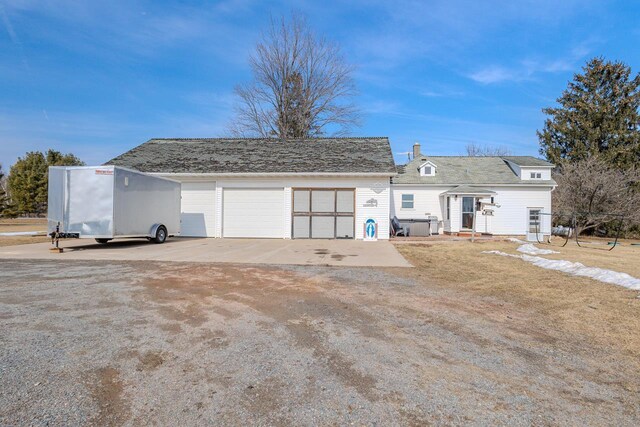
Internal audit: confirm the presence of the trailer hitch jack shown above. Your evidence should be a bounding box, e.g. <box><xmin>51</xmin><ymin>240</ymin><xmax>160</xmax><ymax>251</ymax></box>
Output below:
<box><xmin>49</xmin><ymin>222</ymin><xmax>63</xmax><ymax>253</ymax></box>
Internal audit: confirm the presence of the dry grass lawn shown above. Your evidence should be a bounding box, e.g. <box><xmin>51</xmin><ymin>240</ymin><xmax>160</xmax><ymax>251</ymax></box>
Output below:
<box><xmin>541</xmin><ymin>239</ymin><xmax>640</xmax><ymax>277</ymax></box>
<box><xmin>395</xmin><ymin>240</ymin><xmax>640</xmax><ymax>367</ymax></box>
<box><xmin>0</xmin><ymin>218</ymin><xmax>49</xmax><ymax>247</ymax></box>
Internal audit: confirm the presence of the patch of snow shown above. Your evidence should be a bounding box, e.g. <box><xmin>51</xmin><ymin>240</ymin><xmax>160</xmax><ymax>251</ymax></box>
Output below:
<box><xmin>482</xmin><ymin>250</ymin><xmax>640</xmax><ymax>293</ymax></box>
<box><xmin>516</xmin><ymin>243</ymin><xmax>559</xmax><ymax>255</ymax></box>
<box><xmin>508</xmin><ymin>237</ymin><xmax>527</xmax><ymax>243</ymax></box>
<box><xmin>0</xmin><ymin>231</ymin><xmax>45</xmax><ymax>236</ymax></box>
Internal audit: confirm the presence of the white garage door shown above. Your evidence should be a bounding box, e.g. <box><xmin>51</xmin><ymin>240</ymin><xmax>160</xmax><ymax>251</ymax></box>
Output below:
<box><xmin>223</xmin><ymin>188</ymin><xmax>284</xmax><ymax>238</ymax></box>
<box><xmin>180</xmin><ymin>182</ymin><xmax>216</xmax><ymax>237</ymax></box>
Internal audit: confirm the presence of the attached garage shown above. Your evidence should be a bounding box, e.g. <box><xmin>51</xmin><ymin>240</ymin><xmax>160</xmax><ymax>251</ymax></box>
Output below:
<box><xmin>107</xmin><ymin>137</ymin><xmax>396</xmax><ymax>240</ymax></box>
<box><xmin>223</xmin><ymin>188</ymin><xmax>285</xmax><ymax>238</ymax></box>
<box><xmin>180</xmin><ymin>182</ymin><xmax>216</xmax><ymax>237</ymax></box>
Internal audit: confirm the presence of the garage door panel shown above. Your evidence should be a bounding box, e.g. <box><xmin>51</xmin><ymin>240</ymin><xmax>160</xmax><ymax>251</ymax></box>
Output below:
<box><xmin>292</xmin><ymin>188</ymin><xmax>355</xmax><ymax>239</ymax></box>
<box><xmin>181</xmin><ymin>182</ymin><xmax>216</xmax><ymax>237</ymax></box>
<box><xmin>336</xmin><ymin>216</ymin><xmax>354</xmax><ymax>238</ymax></box>
<box><xmin>293</xmin><ymin>216</ymin><xmax>310</xmax><ymax>238</ymax></box>
<box><xmin>223</xmin><ymin>188</ymin><xmax>284</xmax><ymax>238</ymax></box>
<box><xmin>311</xmin><ymin>216</ymin><xmax>334</xmax><ymax>239</ymax></box>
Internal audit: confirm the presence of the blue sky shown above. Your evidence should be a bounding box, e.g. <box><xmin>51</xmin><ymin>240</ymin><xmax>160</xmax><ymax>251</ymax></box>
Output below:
<box><xmin>1</xmin><ymin>0</ymin><xmax>639</xmax><ymax>168</ymax></box>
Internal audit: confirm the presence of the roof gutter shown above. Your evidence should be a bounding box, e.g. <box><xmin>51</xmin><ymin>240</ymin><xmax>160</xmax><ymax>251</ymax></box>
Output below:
<box><xmin>148</xmin><ymin>172</ymin><xmax>396</xmax><ymax>177</ymax></box>
<box><xmin>391</xmin><ymin>182</ymin><xmax>557</xmax><ymax>188</ymax></box>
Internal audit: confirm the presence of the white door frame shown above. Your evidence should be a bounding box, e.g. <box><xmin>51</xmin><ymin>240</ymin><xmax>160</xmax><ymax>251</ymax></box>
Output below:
<box><xmin>460</xmin><ymin>196</ymin><xmax>475</xmax><ymax>231</ymax></box>
<box><xmin>526</xmin><ymin>207</ymin><xmax>544</xmax><ymax>242</ymax></box>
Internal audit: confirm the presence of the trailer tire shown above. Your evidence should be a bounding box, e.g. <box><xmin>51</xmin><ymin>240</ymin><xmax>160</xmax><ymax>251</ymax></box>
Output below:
<box><xmin>95</xmin><ymin>238</ymin><xmax>111</xmax><ymax>244</ymax></box>
<box><xmin>153</xmin><ymin>225</ymin><xmax>167</xmax><ymax>244</ymax></box>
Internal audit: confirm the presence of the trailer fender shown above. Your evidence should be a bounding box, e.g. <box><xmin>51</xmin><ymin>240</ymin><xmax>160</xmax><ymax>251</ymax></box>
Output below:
<box><xmin>149</xmin><ymin>223</ymin><xmax>165</xmax><ymax>238</ymax></box>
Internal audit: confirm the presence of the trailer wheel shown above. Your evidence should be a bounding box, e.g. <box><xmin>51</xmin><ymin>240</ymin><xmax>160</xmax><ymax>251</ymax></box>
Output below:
<box><xmin>95</xmin><ymin>238</ymin><xmax>111</xmax><ymax>244</ymax></box>
<box><xmin>153</xmin><ymin>225</ymin><xmax>167</xmax><ymax>244</ymax></box>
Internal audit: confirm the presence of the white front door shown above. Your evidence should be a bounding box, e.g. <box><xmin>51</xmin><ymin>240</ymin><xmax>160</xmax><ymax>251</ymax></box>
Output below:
<box><xmin>461</xmin><ymin>196</ymin><xmax>475</xmax><ymax>230</ymax></box>
<box><xmin>526</xmin><ymin>208</ymin><xmax>544</xmax><ymax>242</ymax></box>
<box><xmin>180</xmin><ymin>182</ymin><xmax>216</xmax><ymax>237</ymax></box>
<box><xmin>223</xmin><ymin>188</ymin><xmax>285</xmax><ymax>238</ymax></box>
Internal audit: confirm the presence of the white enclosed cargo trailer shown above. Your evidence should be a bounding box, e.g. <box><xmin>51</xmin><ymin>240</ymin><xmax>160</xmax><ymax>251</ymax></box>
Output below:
<box><xmin>48</xmin><ymin>166</ymin><xmax>181</xmax><ymax>244</ymax></box>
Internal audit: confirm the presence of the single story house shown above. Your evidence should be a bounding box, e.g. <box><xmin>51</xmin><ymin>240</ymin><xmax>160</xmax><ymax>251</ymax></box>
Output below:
<box><xmin>107</xmin><ymin>138</ymin><xmax>555</xmax><ymax>241</ymax></box>
<box><xmin>107</xmin><ymin>137</ymin><xmax>396</xmax><ymax>240</ymax></box>
<box><xmin>391</xmin><ymin>143</ymin><xmax>556</xmax><ymax>240</ymax></box>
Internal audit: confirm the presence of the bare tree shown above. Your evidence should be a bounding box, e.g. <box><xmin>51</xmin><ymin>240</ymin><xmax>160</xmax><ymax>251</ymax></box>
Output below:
<box><xmin>465</xmin><ymin>143</ymin><xmax>512</xmax><ymax>156</ymax></box>
<box><xmin>230</xmin><ymin>14</ymin><xmax>360</xmax><ymax>139</ymax></box>
<box><xmin>553</xmin><ymin>156</ymin><xmax>640</xmax><ymax>235</ymax></box>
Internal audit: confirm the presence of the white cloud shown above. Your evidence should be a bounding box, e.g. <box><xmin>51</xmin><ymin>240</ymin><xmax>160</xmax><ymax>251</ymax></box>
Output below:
<box><xmin>468</xmin><ymin>66</ymin><xmax>521</xmax><ymax>84</ymax></box>
<box><xmin>467</xmin><ymin>35</ymin><xmax>601</xmax><ymax>85</ymax></box>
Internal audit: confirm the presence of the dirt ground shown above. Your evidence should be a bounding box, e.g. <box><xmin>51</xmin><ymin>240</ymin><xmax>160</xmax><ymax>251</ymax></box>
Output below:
<box><xmin>0</xmin><ymin>218</ymin><xmax>49</xmax><ymax>246</ymax></box>
<box><xmin>1</xmin><ymin>250</ymin><xmax>639</xmax><ymax>425</ymax></box>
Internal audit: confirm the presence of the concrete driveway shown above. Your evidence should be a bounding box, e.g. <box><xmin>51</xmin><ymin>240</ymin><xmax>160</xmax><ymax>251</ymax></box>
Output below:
<box><xmin>0</xmin><ymin>237</ymin><xmax>411</xmax><ymax>267</ymax></box>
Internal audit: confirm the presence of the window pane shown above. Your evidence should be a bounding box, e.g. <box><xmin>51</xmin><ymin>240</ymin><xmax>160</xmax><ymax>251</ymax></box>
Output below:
<box><xmin>311</xmin><ymin>216</ymin><xmax>334</xmax><ymax>238</ymax></box>
<box><xmin>462</xmin><ymin>212</ymin><xmax>474</xmax><ymax>229</ymax></box>
<box><xmin>401</xmin><ymin>194</ymin><xmax>414</xmax><ymax>209</ymax></box>
<box><xmin>530</xmin><ymin>172</ymin><xmax>536</xmax><ymax>178</ymax></box>
<box><xmin>424</xmin><ymin>166</ymin><xmax>431</xmax><ymax>175</ymax></box>
<box><xmin>336</xmin><ymin>190</ymin><xmax>354</xmax><ymax>213</ymax></box>
<box><xmin>462</xmin><ymin>197</ymin><xmax>474</xmax><ymax>213</ymax></box>
<box><xmin>336</xmin><ymin>216</ymin><xmax>354</xmax><ymax>238</ymax></box>
<box><xmin>293</xmin><ymin>216</ymin><xmax>310</xmax><ymax>238</ymax></box>
<box><xmin>529</xmin><ymin>210</ymin><xmax>541</xmax><ymax>233</ymax></box>
<box><xmin>293</xmin><ymin>190</ymin><xmax>310</xmax><ymax>213</ymax></box>
<box><xmin>446</xmin><ymin>197</ymin><xmax>450</xmax><ymax>220</ymax></box>
<box><xmin>312</xmin><ymin>190</ymin><xmax>335</xmax><ymax>212</ymax></box>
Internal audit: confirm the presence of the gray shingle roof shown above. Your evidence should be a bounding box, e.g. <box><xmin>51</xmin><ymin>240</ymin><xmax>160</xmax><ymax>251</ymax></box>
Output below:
<box><xmin>392</xmin><ymin>156</ymin><xmax>556</xmax><ymax>185</ymax></box>
<box><xmin>443</xmin><ymin>185</ymin><xmax>497</xmax><ymax>195</ymax></box>
<box><xmin>106</xmin><ymin>137</ymin><xmax>396</xmax><ymax>175</ymax></box>
<box><xmin>501</xmin><ymin>156</ymin><xmax>554</xmax><ymax>167</ymax></box>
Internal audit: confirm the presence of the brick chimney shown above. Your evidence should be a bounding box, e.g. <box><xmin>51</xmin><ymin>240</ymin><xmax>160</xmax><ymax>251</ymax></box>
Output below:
<box><xmin>413</xmin><ymin>142</ymin><xmax>421</xmax><ymax>159</ymax></box>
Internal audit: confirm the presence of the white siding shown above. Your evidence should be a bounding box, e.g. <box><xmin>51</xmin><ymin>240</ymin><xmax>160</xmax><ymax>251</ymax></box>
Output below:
<box><xmin>489</xmin><ymin>187</ymin><xmax>552</xmax><ymax>235</ymax></box>
<box><xmin>355</xmin><ymin>182</ymin><xmax>389</xmax><ymax>239</ymax></box>
<box><xmin>391</xmin><ymin>185</ymin><xmax>448</xmax><ymax>233</ymax></box>
<box><xmin>391</xmin><ymin>186</ymin><xmax>448</xmax><ymax>221</ymax></box>
<box><xmin>390</xmin><ymin>185</ymin><xmax>552</xmax><ymax>235</ymax></box>
<box><xmin>449</xmin><ymin>195</ymin><xmax>461</xmax><ymax>233</ymax></box>
<box><xmin>180</xmin><ymin>182</ymin><xmax>216</xmax><ymax>237</ymax></box>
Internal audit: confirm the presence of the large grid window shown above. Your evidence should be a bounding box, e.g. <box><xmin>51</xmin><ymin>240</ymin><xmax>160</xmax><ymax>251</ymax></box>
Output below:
<box><xmin>292</xmin><ymin>189</ymin><xmax>355</xmax><ymax>239</ymax></box>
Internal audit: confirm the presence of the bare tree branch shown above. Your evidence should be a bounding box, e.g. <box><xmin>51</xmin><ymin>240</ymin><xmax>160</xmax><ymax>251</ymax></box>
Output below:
<box><xmin>465</xmin><ymin>143</ymin><xmax>512</xmax><ymax>156</ymax></box>
<box><xmin>553</xmin><ymin>156</ymin><xmax>640</xmax><ymax>235</ymax></box>
<box><xmin>229</xmin><ymin>13</ymin><xmax>360</xmax><ymax>139</ymax></box>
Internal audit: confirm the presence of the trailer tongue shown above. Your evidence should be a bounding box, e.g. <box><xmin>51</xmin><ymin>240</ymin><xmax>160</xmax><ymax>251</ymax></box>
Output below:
<box><xmin>48</xmin><ymin>166</ymin><xmax>181</xmax><ymax>250</ymax></box>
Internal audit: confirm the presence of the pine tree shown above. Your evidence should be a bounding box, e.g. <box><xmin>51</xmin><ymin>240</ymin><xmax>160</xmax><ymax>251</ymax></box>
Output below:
<box><xmin>7</xmin><ymin>149</ymin><xmax>85</xmax><ymax>216</ymax></box>
<box><xmin>0</xmin><ymin>163</ymin><xmax>8</xmax><ymax>216</ymax></box>
<box><xmin>7</xmin><ymin>152</ymin><xmax>48</xmax><ymax>215</ymax></box>
<box><xmin>538</xmin><ymin>57</ymin><xmax>640</xmax><ymax>169</ymax></box>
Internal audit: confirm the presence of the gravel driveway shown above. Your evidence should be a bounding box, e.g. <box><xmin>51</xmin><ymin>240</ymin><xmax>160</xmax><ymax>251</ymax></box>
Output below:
<box><xmin>1</xmin><ymin>259</ymin><xmax>638</xmax><ymax>426</ymax></box>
